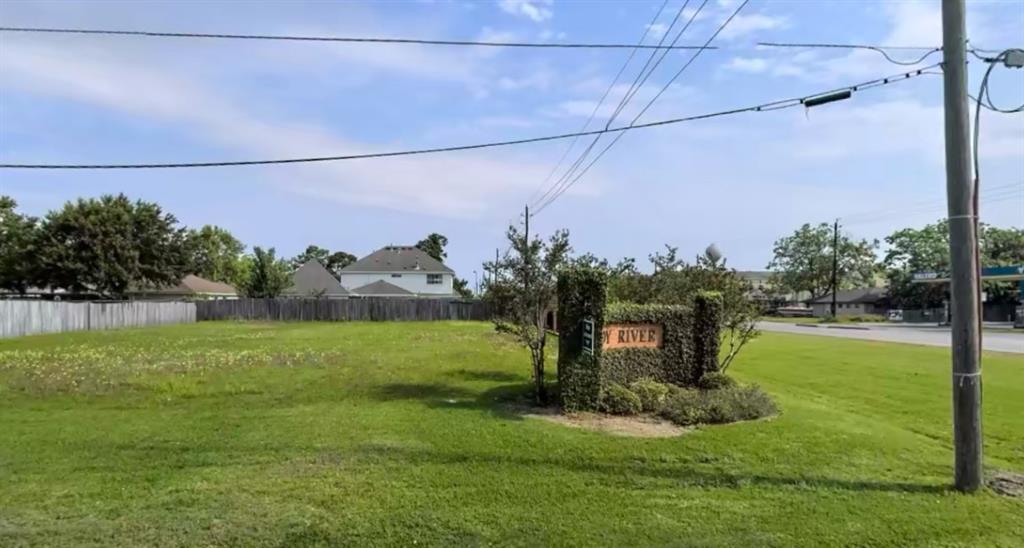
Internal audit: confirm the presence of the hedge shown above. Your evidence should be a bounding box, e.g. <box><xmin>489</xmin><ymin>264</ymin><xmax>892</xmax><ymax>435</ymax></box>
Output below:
<box><xmin>557</xmin><ymin>269</ymin><xmax>723</xmax><ymax>412</ymax></box>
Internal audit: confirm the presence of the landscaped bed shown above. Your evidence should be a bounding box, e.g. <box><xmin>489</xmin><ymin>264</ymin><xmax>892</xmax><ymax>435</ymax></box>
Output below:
<box><xmin>1</xmin><ymin>321</ymin><xmax>1022</xmax><ymax>546</ymax></box>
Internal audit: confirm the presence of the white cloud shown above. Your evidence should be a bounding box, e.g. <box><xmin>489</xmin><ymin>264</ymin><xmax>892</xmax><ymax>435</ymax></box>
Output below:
<box><xmin>724</xmin><ymin>57</ymin><xmax>769</xmax><ymax>73</ymax></box>
<box><xmin>498</xmin><ymin>0</ymin><xmax>553</xmax><ymax>23</ymax></box>
<box><xmin>0</xmin><ymin>40</ymin><xmax>561</xmax><ymax>219</ymax></box>
<box><xmin>646</xmin><ymin>23</ymin><xmax>668</xmax><ymax>40</ymax></box>
<box><xmin>718</xmin><ymin>13</ymin><xmax>790</xmax><ymax>41</ymax></box>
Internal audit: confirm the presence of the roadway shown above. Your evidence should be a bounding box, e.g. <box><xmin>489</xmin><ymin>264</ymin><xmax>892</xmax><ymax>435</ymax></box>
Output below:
<box><xmin>759</xmin><ymin>321</ymin><xmax>1024</xmax><ymax>354</ymax></box>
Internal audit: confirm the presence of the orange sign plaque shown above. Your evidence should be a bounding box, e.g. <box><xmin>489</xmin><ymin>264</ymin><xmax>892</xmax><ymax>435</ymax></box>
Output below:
<box><xmin>602</xmin><ymin>324</ymin><xmax>663</xmax><ymax>350</ymax></box>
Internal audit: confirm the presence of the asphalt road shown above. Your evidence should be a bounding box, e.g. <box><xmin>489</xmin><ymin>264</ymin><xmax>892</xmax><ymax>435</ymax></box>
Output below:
<box><xmin>759</xmin><ymin>321</ymin><xmax>1024</xmax><ymax>354</ymax></box>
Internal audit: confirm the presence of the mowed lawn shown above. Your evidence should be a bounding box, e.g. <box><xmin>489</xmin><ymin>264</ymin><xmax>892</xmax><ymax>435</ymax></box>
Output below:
<box><xmin>0</xmin><ymin>322</ymin><xmax>1021</xmax><ymax>547</ymax></box>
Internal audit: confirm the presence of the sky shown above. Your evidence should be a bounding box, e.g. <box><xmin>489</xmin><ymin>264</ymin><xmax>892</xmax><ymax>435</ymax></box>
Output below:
<box><xmin>1</xmin><ymin>0</ymin><xmax>1022</xmax><ymax>284</ymax></box>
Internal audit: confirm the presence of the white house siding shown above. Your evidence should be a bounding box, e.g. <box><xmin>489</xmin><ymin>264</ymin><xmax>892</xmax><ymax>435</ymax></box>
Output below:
<box><xmin>340</xmin><ymin>273</ymin><xmax>453</xmax><ymax>295</ymax></box>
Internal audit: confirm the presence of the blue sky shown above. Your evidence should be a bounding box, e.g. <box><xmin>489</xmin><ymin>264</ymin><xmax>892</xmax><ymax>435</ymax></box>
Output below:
<box><xmin>1</xmin><ymin>0</ymin><xmax>1022</xmax><ymax>281</ymax></box>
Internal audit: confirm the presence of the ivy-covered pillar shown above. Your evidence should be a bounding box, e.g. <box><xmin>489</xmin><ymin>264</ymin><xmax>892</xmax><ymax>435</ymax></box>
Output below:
<box><xmin>692</xmin><ymin>291</ymin><xmax>723</xmax><ymax>383</ymax></box>
<box><xmin>557</xmin><ymin>268</ymin><xmax>607</xmax><ymax>412</ymax></box>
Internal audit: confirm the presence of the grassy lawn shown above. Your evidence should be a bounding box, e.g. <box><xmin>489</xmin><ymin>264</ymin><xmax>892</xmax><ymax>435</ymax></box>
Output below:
<box><xmin>1</xmin><ymin>322</ymin><xmax>1022</xmax><ymax>547</ymax></box>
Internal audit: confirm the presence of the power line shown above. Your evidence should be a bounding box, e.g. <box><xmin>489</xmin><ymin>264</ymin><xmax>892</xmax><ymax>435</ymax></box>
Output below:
<box><xmin>524</xmin><ymin>0</ymin><xmax>670</xmax><ymax>207</ymax></box>
<box><xmin>533</xmin><ymin>0</ymin><xmax>746</xmax><ymax>215</ymax></box>
<box><xmin>531</xmin><ymin>0</ymin><xmax>704</xmax><ymax>211</ymax></box>
<box><xmin>0</xmin><ymin>64</ymin><xmax>940</xmax><ymax>170</ymax></box>
<box><xmin>755</xmin><ymin>42</ymin><xmax>942</xmax><ymax>65</ymax></box>
<box><xmin>0</xmin><ymin>26</ymin><xmax>717</xmax><ymax>50</ymax></box>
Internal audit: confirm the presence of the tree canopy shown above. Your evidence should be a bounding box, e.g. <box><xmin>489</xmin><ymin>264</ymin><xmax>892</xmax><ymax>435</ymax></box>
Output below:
<box><xmin>241</xmin><ymin>247</ymin><xmax>291</xmax><ymax>298</ymax></box>
<box><xmin>767</xmin><ymin>222</ymin><xmax>879</xmax><ymax>300</ymax></box>
<box><xmin>290</xmin><ymin>245</ymin><xmax>356</xmax><ymax>279</ymax></box>
<box><xmin>0</xmin><ymin>196</ymin><xmax>39</xmax><ymax>294</ymax></box>
<box><xmin>32</xmin><ymin>194</ymin><xmax>192</xmax><ymax>298</ymax></box>
<box><xmin>415</xmin><ymin>233</ymin><xmax>449</xmax><ymax>262</ymax></box>
<box><xmin>189</xmin><ymin>225</ymin><xmax>247</xmax><ymax>288</ymax></box>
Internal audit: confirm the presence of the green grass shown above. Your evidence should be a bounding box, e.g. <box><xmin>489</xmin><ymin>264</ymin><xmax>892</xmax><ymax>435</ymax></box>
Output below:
<box><xmin>1</xmin><ymin>322</ymin><xmax>1022</xmax><ymax>547</ymax></box>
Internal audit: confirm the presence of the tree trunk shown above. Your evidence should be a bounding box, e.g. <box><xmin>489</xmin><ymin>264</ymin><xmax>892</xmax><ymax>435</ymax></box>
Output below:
<box><xmin>532</xmin><ymin>346</ymin><xmax>547</xmax><ymax>405</ymax></box>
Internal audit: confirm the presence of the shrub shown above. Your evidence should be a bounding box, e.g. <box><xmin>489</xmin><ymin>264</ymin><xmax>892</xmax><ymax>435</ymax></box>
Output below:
<box><xmin>659</xmin><ymin>384</ymin><xmax>777</xmax><ymax>426</ymax></box>
<box><xmin>697</xmin><ymin>372</ymin><xmax>737</xmax><ymax>391</ymax></box>
<box><xmin>629</xmin><ymin>378</ymin><xmax>670</xmax><ymax>412</ymax></box>
<box><xmin>599</xmin><ymin>383</ymin><xmax>642</xmax><ymax>415</ymax></box>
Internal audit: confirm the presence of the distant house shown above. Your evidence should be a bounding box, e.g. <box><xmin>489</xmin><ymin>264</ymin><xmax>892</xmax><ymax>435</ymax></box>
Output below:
<box><xmin>736</xmin><ymin>271</ymin><xmax>811</xmax><ymax>307</ymax></box>
<box><xmin>340</xmin><ymin>246</ymin><xmax>456</xmax><ymax>297</ymax></box>
<box><xmin>808</xmin><ymin>288</ymin><xmax>887</xmax><ymax>317</ymax></box>
<box><xmin>129</xmin><ymin>274</ymin><xmax>237</xmax><ymax>301</ymax></box>
<box><xmin>285</xmin><ymin>259</ymin><xmax>349</xmax><ymax>299</ymax></box>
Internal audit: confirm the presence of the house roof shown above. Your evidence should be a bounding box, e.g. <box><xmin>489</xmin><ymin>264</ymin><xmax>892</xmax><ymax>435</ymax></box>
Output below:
<box><xmin>285</xmin><ymin>259</ymin><xmax>349</xmax><ymax>296</ymax></box>
<box><xmin>341</xmin><ymin>246</ymin><xmax>454</xmax><ymax>274</ymax></box>
<box><xmin>809</xmin><ymin>288</ymin><xmax>887</xmax><ymax>304</ymax></box>
<box><xmin>350</xmin><ymin>280</ymin><xmax>414</xmax><ymax>296</ymax></box>
<box><xmin>130</xmin><ymin>274</ymin><xmax>237</xmax><ymax>296</ymax></box>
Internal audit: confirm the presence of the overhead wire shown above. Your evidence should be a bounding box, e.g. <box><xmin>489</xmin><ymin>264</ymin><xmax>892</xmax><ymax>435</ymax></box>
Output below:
<box><xmin>0</xmin><ymin>64</ymin><xmax>941</xmax><ymax>170</ymax></box>
<box><xmin>532</xmin><ymin>0</ymin><xmax>747</xmax><ymax>216</ymax></box>
<box><xmin>0</xmin><ymin>25</ymin><xmax>716</xmax><ymax>50</ymax></box>
<box><xmin>755</xmin><ymin>42</ymin><xmax>942</xmax><ymax>65</ymax></box>
<box><xmin>530</xmin><ymin>0</ymin><xmax>704</xmax><ymax>211</ymax></box>
<box><xmin>525</xmin><ymin>0</ymin><xmax>671</xmax><ymax>207</ymax></box>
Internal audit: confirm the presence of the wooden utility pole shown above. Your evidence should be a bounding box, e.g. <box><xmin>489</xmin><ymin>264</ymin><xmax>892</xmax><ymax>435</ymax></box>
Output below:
<box><xmin>831</xmin><ymin>218</ymin><xmax>839</xmax><ymax>318</ymax></box>
<box><xmin>941</xmin><ymin>0</ymin><xmax>983</xmax><ymax>492</ymax></box>
<box><xmin>523</xmin><ymin>205</ymin><xmax>530</xmax><ymax>294</ymax></box>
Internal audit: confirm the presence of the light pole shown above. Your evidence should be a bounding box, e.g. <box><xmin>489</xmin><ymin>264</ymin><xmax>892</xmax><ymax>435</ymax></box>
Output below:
<box><xmin>473</xmin><ymin>270</ymin><xmax>479</xmax><ymax>295</ymax></box>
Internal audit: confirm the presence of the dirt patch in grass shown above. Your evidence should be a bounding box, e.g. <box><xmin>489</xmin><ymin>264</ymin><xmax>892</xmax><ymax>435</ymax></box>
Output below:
<box><xmin>524</xmin><ymin>408</ymin><xmax>689</xmax><ymax>438</ymax></box>
<box><xmin>988</xmin><ymin>471</ymin><xmax>1024</xmax><ymax>498</ymax></box>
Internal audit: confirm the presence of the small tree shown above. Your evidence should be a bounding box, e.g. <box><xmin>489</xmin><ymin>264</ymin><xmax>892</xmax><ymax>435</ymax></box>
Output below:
<box><xmin>491</xmin><ymin>225</ymin><xmax>571</xmax><ymax>404</ymax></box>
<box><xmin>242</xmin><ymin>247</ymin><xmax>291</xmax><ymax>298</ymax></box>
<box><xmin>188</xmin><ymin>225</ymin><xmax>247</xmax><ymax>287</ymax></box>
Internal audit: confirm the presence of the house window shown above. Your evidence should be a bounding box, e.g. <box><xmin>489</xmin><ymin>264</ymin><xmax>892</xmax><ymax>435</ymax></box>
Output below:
<box><xmin>427</xmin><ymin>274</ymin><xmax>443</xmax><ymax>285</ymax></box>
<box><xmin>391</xmin><ymin>274</ymin><xmax>402</xmax><ymax>278</ymax></box>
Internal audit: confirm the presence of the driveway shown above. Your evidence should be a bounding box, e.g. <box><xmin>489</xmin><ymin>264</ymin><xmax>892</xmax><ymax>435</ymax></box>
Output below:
<box><xmin>758</xmin><ymin>321</ymin><xmax>1024</xmax><ymax>354</ymax></box>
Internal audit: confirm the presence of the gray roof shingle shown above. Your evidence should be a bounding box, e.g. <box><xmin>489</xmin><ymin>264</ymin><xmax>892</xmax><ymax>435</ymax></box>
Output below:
<box><xmin>285</xmin><ymin>260</ymin><xmax>349</xmax><ymax>297</ymax></box>
<box><xmin>341</xmin><ymin>246</ymin><xmax>454</xmax><ymax>274</ymax></box>
<box><xmin>350</xmin><ymin>280</ymin><xmax>414</xmax><ymax>296</ymax></box>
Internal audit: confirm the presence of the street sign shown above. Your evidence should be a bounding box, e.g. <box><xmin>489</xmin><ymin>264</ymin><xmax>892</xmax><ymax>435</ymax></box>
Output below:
<box><xmin>581</xmin><ymin>318</ymin><xmax>594</xmax><ymax>355</ymax></box>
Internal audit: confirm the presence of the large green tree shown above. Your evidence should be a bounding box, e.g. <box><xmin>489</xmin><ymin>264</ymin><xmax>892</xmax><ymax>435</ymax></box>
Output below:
<box><xmin>241</xmin><ymin>247</ymin><xmax>291</xmax><ymax>298</ymax></box>
<box><xmin>885</xmin><ymin>221</ymin><xmax>1024</xmax><ymax>307</ymax></box>
<box><xmin>290</xmin><ymin>245</ymin><xmax>356</xmax><ymax>279</ymax></box>
<box><xmin>767</xmin><ymin>222</ymin><xmax>879</xmax><ymax>300</ymax></box>
<box><xmin>189</xmin><ymin>225</ymin><xmax>247</xmax><ymax>287</ymax></box>
<box><xmin>0</xmin><ymin>196</ymin><xmax>39</xmax><ymax>294</ymax></box>
<box><xmin>34</xmin><ymin>194</ymin><xmax>192</xmax><ymax>298</ymax></box>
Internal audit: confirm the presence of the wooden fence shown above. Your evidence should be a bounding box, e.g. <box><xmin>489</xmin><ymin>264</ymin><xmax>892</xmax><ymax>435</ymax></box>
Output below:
<box><xmin>196</xmin><ymin>298</ymin><xmax>490</xmax><ymax>322</ymax></box>
<box><xmin>0</xmin><ymin>300</ymin><xmax>196</xmax><ymax>338</ymax></box>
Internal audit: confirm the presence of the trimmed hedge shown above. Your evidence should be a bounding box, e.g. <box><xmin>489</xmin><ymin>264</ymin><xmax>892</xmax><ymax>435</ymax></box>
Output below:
<box><xmin>697</xmin><ymin>371</ymin><xmax>737</xmax><ymax>391</ymax></box>
<box><xmin>660</xmin><ymin>384</ymin><xmax>777</xmax><ymax>426</ymax></box>
<box><xmin>558</xmin><ymin>268</ymin><xmax>723</xmax><ymax>412</ymax></box>
<box><xmin>599</xmin><ymin>383</ymin><xmax>642</xmax><ymax>415</ymax></box>
<box><xmin>630</xmin><ymin>379</ymin><xmax>670</xmax><ymax>412</ymax></box>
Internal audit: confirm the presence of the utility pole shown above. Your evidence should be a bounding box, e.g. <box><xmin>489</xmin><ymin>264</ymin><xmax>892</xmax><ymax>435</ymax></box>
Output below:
<box><xmin>941</xmin><ymin>0</ymin><xmax>983</xmax><ymax>493</ymax></box>
<box><xmin>831</xmin><ymin>218</ymin><xmax>839</xmax><ymax>319</ymax></box>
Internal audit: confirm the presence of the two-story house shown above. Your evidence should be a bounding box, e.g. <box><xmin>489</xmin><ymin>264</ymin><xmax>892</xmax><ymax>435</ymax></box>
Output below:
<box><xmin>340</xmin><ymin>246</ymin><xmax>456</xmax><ymax>297</ymax></box>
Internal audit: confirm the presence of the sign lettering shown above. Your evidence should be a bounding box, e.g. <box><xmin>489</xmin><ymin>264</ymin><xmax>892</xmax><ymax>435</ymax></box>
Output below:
<box><xmin>602</xmin><ymin>324</ymin><xmax>663</xmax><ymax>350</ymax></box>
